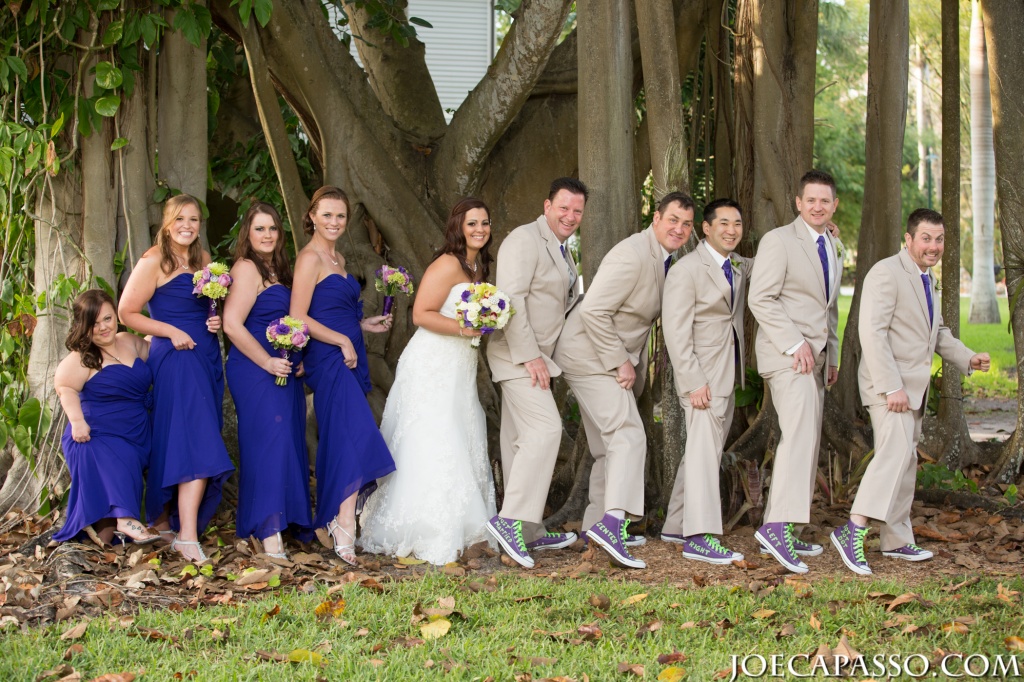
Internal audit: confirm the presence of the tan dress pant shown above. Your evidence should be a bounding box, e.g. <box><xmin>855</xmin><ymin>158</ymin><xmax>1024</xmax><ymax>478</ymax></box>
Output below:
<box><xmin>497</xmin><ymin>376</ymin><xmax>562</xmax><ymax>543</ymax></box>
<box><xmin>662</xmin><ymin>394</ymin><xmax>735</xmax><ymax>537</ymax></box>
<box><xmin>763</xmin><ymin>351</ymin><xmax>826</xmax><ymax>524</ymax></box>
<box><xmin>565</xmin><ymin>372</ymin><xmax>647</xmax><ymax>531</ymax></box>
<box><xmin>850</xmin><ymin>403</ymin><xmax>923</xmax><ymax>550</ymax></box>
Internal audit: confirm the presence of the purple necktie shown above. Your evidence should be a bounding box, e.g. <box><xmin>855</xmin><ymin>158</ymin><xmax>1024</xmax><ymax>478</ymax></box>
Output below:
<box><xmin>722</xmin><ymin>259</ymin><xmax>734</xmax><ymax>307</ymax></box>
<box><xmin>816</xmin><ymin>235</ymin><xmax>830</xmax><ymax>301</ymax></box>
<box><xmin>922</xmin><ymin>273</ymin><xmax>934</xmax><ymax>326</ymax></box>
<box><xmin>664</xmin><ymin>256</ymin><xmax>672</xmax><ymax>276</ymax></box>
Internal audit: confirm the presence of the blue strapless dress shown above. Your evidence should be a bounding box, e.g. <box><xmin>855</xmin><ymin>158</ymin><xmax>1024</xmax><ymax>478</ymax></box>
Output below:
<box><xmin>303</xmin><ymin>274</ymin><xmax>395</xmax><ymax>529</ymax></box>
<box><xmin>146</xmin><ymin>272</ymin><xmax>234</xmax><ymax>532</ymax></box>
<box><xmin>225</xmin><ymin>284</ymin><xmax>312</xmax><ymax>541</ymax></box>
<box><xmin>54</xmin><ymin>359</ymin><xmax>153</xmax><ymax>542</ymax></box>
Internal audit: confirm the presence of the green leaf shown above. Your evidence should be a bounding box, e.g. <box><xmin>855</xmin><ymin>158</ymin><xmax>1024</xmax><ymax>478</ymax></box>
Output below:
<box><xmin>0</xmin><ymin>153</ymin><xmax>11</xmax><ymax>182</ymax></box>
<box><xmin>5</xmin><ymin>56</ymin><xmax>28</xmax><ymax>81</ymax></box>
<box><xmin>141</xmin><ymin>14</ymin><xmax>159</xmax><ymax>48</ymax></box>
<box><xmin>96</xmin><ymin>0</ymin><xmax>120</xmax><ymax>10</ymax></box>
<box><xmin>237</xmin><ymin>0</ymin><xmax>253</xmax><ymax>28</ymax></box>
<box><xmin>95</xmin><ymin>277</ymin><xmax>115</xmax><ymax>300</ymax></box>
<box><xmin>18</xmin><ymin>398</ymin><xmax>43</xmax><ymax>434</ymax></box>
<box><xmin>152</xmin><ymin>186</ymin><xmax>170</xmax><ymax>203</ymax></box>
<box><xmin>122</xmin><ymin>13</ymin><xmax>143</xmax><ymax>45</ymax></box>
<box><xmin>102</xmin><ymin>20</ymin><xmax>123</xmax><ymax>45</ymax></box>
<box><xmin>253</xmin><ymin>0</ymin><xmax>273</xmax><ymax>27</ymax></box>
<box><xmin>95</xmin><ymin>94</ymin><xmax>121</xmax><ymax>117</ymax></box>
<box><xmin>51</xmin><ymin>112</ymin><xmax>66</xmax><ymax>138</ymax></box>
<box><xmin>110</xmin><ymin>137</ymin><xmax>129</xmax><ymax>151</ymax></box>
<box><xmin>12</xmin><ymin>425</ymin><xmax>33</xmax><ymax>464</ymax></box>
<box><xmin>408</xmin><ymin>16</ymin><xmax>433</xmax><ymax>29</ymax></box>
<box><xmin>94</xmin><ymin>61</ymin><xmax>123</xmax><ymax>90</ymax></box>
<box><xmin>0</xmin><ymin>421</ymin><xmax>8</xmax><ymax>449</ymax></box>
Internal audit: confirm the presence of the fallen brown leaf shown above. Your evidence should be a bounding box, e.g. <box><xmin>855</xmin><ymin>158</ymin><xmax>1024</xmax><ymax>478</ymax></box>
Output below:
<box><xmin>255</xmin><ymin>650</ymin><xmax>287</xmax><ymax>662</ymax></box>
<box><xmin>63</xmin><ymin>645</ymin><xmax>85</xmax><ymax>661</ymax></box>
<box><xmin>260</xmin><ymin>605</ymin><xmax>281</xmax><ymax>624</ymax></box>
<box><xmin>776</xmin><ymin>623</ymin><xmax>796</xmax><ymax>639</ymax></box>
<box><xmin>617</xmin><ymin>662</ymin><xmax>644</xmax><ymax>676</ymax></box>
<box><xmin>621</xmin><ymin>593</ymin><xmax>647</xmax><ymax>606</ymax></box>
<box><xmin>751</xmin><ymin>609</ymin><xmax>776</xmax><ymax>620</ymax></box>
<box><xmin>589</xmin><ymin>594</ymin><xmax>611</xmax><ymax>610</ymax></box>
<box><xmin>87</xmin><ymin>674</ymin><xmax>135</xmax><ymax>682</ymax></box>
<box><xmin>35</xmin><ymin>664</ymin><xmax>76</xmax><ymax>682</ymax></box>
<box><xmin>656</xmin><ymin>651</ymin><xmax>686</xmax><ymax>665</ymax></box>
<box><xmin>359</xmin><ymin>577</ymin><xmax>386</xmax><ymax>593</ymax></box>
<box><xmin>809</xmin><ymin>613</ymin><xmax>821</xmax><ymax>631</ymax></box>
<box><xmin>941</xmin><ymin>621</ymin><xmax>969</xmax><ymax>635</ymax></box>
<box><xmin>314</xmin><ymin>599</ymin><xmax>346</xmax><ymax>621</ymax></box>
<box><xmin>635</xmin><ymin>620</ymin><xmax>663</xmax><ymax>638</ymax></box>
<box><xmin>1005</xmin><ymin>636</ymin><xmax>1024</xmax><ymax>651</ymax></box>
<box><xmin>578</xmin><ymin>623</ymin><xmax>603</xmax><ymax>641</ymax></box>
<box><xmin>60</xmin><ymin>622</ymin><xmax>88</xmax><ymax>641</ymax></box>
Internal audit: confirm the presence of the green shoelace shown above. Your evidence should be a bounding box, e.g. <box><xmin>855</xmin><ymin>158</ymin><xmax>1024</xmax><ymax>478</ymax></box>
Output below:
<box><xmin>703</xmin><ymin>534</ymin><xmax>730</xmax><ymax>555</ymax></box>
<box><xmin>621</xmin><ymin>519</ymin><xmax>632</xmax><ymax>544</ymax></box>
<box><xmin>852</xmin><ymin>526</ymin><xmax>869</xmax><ymax>563</ymax></box>
<box><xmin>781</xmin><ymin>523</ymin><xmax>798</xmax><ymax>557</ymax></box>
<box><xmin>510</xmin><ymin>519</ymin><xmax>527</xmax><ymax>552</ymax></box>
<box><xmin>906</xmin><ymin>543</ymin><xmax>924</xmax><ymax>552</ymax></box>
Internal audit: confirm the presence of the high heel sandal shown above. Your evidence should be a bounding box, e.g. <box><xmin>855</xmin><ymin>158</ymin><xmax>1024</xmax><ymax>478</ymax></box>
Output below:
<box><xmin>113</xmin><ymin>519</ymin><xmax>160</xmax><ymax>545</ymax></box>
<box><xmin>262</xmin><ymin>532</ymin><xmax>288</xmax><ymax>560</ymax></box>
<box><xmin>326</xmin><ymin>518</ymin><xmax>358</xmax><ymax>566</ymax></box>
<box><xmin>171</xmin><ymin>537</ymin><xmax>208</xmax><ymax>563</ymax></box>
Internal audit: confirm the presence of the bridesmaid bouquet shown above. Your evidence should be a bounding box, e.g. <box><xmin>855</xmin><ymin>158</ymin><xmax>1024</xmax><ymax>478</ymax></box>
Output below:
<box><xmin>374</xmin><ymin>264</ymin><xmax>415</xmax><ymax>316</ymax></box>
<box><xmin>455</xmin><ymin>283</ymin><xmax>515</xmax><ymax>348</ymax></box>
<box><xmin>192</xmin><ymin>262</ymin><xmax>233</xmax><ymax>318</ymax></box>
<box><xmin>265</xmin><ymin>316</ymin><xmax>310</xmax><ymax>386</ymax></box>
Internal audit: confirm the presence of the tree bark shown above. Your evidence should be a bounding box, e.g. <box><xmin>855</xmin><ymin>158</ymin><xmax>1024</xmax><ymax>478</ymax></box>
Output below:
<box><xmin>577</xmin><ymin>0</ymin><xmax>637</xmax><ymax>281</ymax></box>
<box><xmin>342</xmin><ymin>0</ymin><xmax>447</xmax><ymax>144</ymax></box>
<box><xmin>636</xmin><ymin>0</ymin><xmax>688</xmax><ymax>198</ymax></box>
<box><xmin>158</xmin><ymin>3</ymin><xmax>209</xmax><ymax>215</ymax></box>
<box><xmin>708</xmin><ymin>0</ymin><xmax>735</xmax><ymax>199</ymax></box>
<box><xmin>931</xmin><ymin>0</ymin><xmax>979</xmax><ymax>470</ymax></box>
<box><xmin>732</xmin><ymin>0</ymin><xmax>818</xmax><ymax>240</ymax></box>
<box><xmin>833</xmin><ymin>0</ymin><xmax>910</xmax><ymax>420</ymax></box>
<box><xmin>981</xmin><ymin>0</ymin><xmax>1024</xmax><ymax>484</ymax></box>
<box><xmin>117</xmin><ymin>52</ymin><xmax>158</xmax><ymax>282</ymax></box>
<box><xmin>968</xmin><ymin>0</ymin><xmax>1000</xmax><ymax>324</ymax></box>
<box><xmin>234</xmin><ymin>12</ymin><xmax>309</xmax><ymax>251</ymax></box>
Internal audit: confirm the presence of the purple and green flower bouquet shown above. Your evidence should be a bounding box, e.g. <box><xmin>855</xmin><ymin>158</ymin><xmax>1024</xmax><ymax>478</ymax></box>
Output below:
<box><xmin>265</xmin><ymin>316</ymin><xmax>310</xmax><ymax>386</ymax></box>
<box><xmin>455</xmin><ymin>282</ymin><xmax>515</xmax><ymax>348</ymax></box>
<box><xmin>192</xmin><ymin>262</ymin><xmax>232</xmax><ymax>318</ymax></box>
<box><xmin>374</xmin><ymin>264</ymin><xmax>415</xmax><ymax>316</ymax></box>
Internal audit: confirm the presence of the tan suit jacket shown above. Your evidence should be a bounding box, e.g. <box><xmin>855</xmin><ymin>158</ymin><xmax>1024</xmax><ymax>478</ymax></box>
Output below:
<box><xmin>554</xmin><ymin>226</ymin><xmax>665</xmax><ymax>386</ymax></box>
<box><xmin>858</xmin><ymin>248</ymin><xmax>974</xmax><ymax>409</ymax></box>
<box><xmin>663</xmin><ymin>242</ymin><xmax>750</xmax><ymax>398</ymax></box>
<box><xmin>748</xmin><ymin>217</ymin><xmax>841</xmax><ymax>374</ymax></box>
<box><xmin>487</xmin><ymin>216</ymin><xmax>582</xmax><ymax>381</ymax></box>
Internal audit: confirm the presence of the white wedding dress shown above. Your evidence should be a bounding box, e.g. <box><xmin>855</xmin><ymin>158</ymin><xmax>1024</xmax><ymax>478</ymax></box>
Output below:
<box><xmin>359</xmin><ymin>283</ymin><xmax>497</xmax><ymax>565</ymax></box>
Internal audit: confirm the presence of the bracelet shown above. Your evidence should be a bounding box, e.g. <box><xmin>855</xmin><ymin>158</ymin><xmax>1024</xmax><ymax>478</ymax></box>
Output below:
<box><xmin>459</xmin><ymin>327</ymin><xmax>464</xmax><ymax>337</ymax></box>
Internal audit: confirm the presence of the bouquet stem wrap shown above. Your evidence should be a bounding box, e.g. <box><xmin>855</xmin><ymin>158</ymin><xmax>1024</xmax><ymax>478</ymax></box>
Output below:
<box><xmin>193</xmin><ymin>263</ymin><xmax>232</xmax><ymax>322</ymax></box>
<box><xmin>208</xmin><ymin>299</ymin><xmax>218</xmax><ymax>320</ymax></box>
<box><xmin>382</xmin><ymin>295</ymin><xmax>395</xmax><ymax>317</ymax></box>
<box><xmin>374</xmin><ymin>265</ymin><xmax>414</xmax><ymax>317</ymax></box>
<box><xmin>276</xmin><ymin>348</ymin><xmax>291</xmax><ymax>386</ymax></box>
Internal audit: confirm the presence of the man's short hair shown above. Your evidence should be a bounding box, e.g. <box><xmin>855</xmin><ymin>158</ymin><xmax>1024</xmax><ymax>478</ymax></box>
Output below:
<box><xmin>702</xmin><ymin>198</ymin><xmax>743</xmax><ymax>225</ymax></box>
<box><xmin>907</xmin><ymin>208</ymin><xmax>944</xmax><ymax>236</ymax></box>
<box><xmin>798</xmin><ymin>169</ymin><xmax>837</xmax><ymax>197</ymax></box>
<box><xmin>656</xmin><ymin>191</ymin><xmax>695</xmax><ymax>215</ymax></box>
<box><xmin>548</xmin><ymin>177</ymin><xmax>589</xmax><ymax>203</ymax></box>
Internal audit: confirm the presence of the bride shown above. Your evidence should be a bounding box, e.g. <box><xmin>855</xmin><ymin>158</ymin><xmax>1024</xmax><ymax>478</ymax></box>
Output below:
<box><xmin>359</xmin><ymin>198</ymin><xmax>497</xmax><ymax>565</ymax></box>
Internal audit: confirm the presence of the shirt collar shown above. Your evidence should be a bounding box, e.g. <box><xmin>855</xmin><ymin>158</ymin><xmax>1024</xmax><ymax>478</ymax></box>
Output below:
<box><xmin>804</xmin><ymin>220</ymin><xmax>828</xmax><ymax>243</ymax></box>
<box><xmin>702</xmin><ymin>240</ymin><xmax>730</xmax><ymax>267</ymax></box>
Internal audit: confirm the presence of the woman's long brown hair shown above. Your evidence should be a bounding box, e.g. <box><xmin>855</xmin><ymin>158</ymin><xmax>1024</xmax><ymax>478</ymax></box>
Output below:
<box><xmin>65</xmin><ymin>289</ymin><xmax>116</xmax><ymax>371</ymax></box>
<box><xmin>432</xmin><ymin>197</ymin><xmax>493</xmax><ymax>282</ymax></box>
<box><xmin>233</xmin><ymin>202</ymin><xmax>294</xmax><ymax>287</ymax></box>
<box><xmin>155</xmin><ymin>194</ymin><xmax>204</xmax><ymax>275</ymax></box>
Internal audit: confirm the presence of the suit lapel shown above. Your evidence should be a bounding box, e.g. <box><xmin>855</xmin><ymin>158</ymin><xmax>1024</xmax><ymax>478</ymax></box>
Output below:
<box><xmin>899</xmin><ymin>248</ymin><xmax>932</xmax><ymax>329</ymax></box>
<box><xmin>538</xmin><ymin>217</ymin><xmax>570</xmax><ymax>304</ymax></box>
<box><xmin>645</xmin><ymin>227</ymin><xmax>666</xmax><ymax>301</ymax></box>
<box><xmin>794</xmin><ymin>219</ymin><xmax>828</xmax><ymax>300</ymax></box>
<box><xmin>824</xmin><ymin>231</ymin><xmax>841</xmax><ymax>306</ymax></box>
<box><xmin>697</xmin><ymin>241</ymin><xmax>733</xmax><ymax>309</ymax></box>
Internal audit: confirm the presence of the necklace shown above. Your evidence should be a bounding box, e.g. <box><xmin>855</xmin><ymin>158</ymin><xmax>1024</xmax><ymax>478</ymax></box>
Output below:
<box><xmin>318</xmin><ymin>247</ymin><xmax>339</xmax><ymax>266</ymax></box>
<box><xmin>173</xmin><ymin>253</ymin><xmax>189</xmax><ymax>270</ymax></box>
<box><xmin>101</xmin><ymin>347</ymin><xmax>124</xmax><ymax>365</ymax></box>
<box><xmin>466</xmin><ymin>259</ymin><xmax>478</xmax><ymax>274</ymax></box>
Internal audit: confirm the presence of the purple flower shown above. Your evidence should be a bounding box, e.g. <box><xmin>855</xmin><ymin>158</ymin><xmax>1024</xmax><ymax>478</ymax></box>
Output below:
<box><xmin>291</xmin><ymin>331</ymin><xmax>307</xmax><ymax>347</ymax></box>
<box><xmin>274</xmin><ymin>323</ymin><xmax>291</xmax><ymax>336</ymax></box>
<box><xmin>481</xmin><ymin>326</ymin><xmax>495</xmax><ymax>335</ymax></box>
<box><xmin>498</xmin><ymin>299</ymin><xmax>506</xmax><ymax>310</ymax></box>
<box><xmin>461</xmin><ymin>290</ymin><xmax>472</xmax><ymax>302</ymax></box>
<box><xmin>220</xmin><ymin>274</ymin><xmax>233</xmax><ymax>287</ymax></box>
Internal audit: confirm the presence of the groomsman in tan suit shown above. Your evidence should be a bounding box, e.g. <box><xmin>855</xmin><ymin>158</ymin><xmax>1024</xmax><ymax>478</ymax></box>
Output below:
<box><xmin>486</xmin><ymin>177</ymin><xmax>587</xmax><ymax>568</ymax></box>
<box><xmin>830</xmin><ymin>208</ymin><xmax>989</xmax><ymax>575</ymax></box>
<box><xmin>660</xmin><ymin>198</ymin><xmax>749</xmax><ymax>564</ymax></box>
<box><xmin>747</xmin><ymin>169</ymin><xmax>842</xmax><ymax>574</ymax></box>
<box><xmin>553</xmin><ymin>192</ymin><xmax>695</xmax><ymax>569</ymax></box>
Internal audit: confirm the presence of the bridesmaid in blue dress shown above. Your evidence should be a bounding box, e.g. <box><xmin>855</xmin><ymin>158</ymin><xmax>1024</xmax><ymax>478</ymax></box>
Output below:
<box><xmin>53</xmin><ymin>290</ymin><xmax>159</xmax><ymax>545</ymax></box>
<box><xmin>119</xmin><ymin>195</ymin><xmax>235</xmax><ymax>562</ymax></box>
<box><xmin>223</xmin><ymin>202</ymin><xmax>312</xmax><ymax>559</ymax></box>
<box><xmin>290</xmin><ymin>186</ymin><xmax>396</xmax><ymax>565</ymax></box>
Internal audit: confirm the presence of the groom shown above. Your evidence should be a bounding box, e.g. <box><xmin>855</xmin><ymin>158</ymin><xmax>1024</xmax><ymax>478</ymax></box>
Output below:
<box><xmin>486</xmin><ymin>177</ymin><xmax>588</xmax><ymax>569</ymax></box>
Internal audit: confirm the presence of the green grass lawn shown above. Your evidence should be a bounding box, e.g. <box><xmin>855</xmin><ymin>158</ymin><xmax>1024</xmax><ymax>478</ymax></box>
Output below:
<box><xmin>6</xmin><ymin>572</ymin><xmax>1024</xmax><ymax>681</ymax></box>
<box><xmin>837</xmin><ymin>295</ymin><xmax>1017</xmax><ymax>399</ymax></box>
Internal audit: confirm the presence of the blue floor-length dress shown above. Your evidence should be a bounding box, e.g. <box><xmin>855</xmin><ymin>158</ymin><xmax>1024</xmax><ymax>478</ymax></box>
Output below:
<box><xmin>145</xmin><ymin>272</ymin><xmax>235</xmax><ymax>531</ymax></box>
<box><xmin>225</xmin><ymin>284</ymin><xmax>312</xmax><ymax>541</ymax></box>
<box><xmin>303</xmin><ymin>273</ymin><xmax>395</xmax><ymax>530</ymax></box>
<box><xmin>54</xmin><ymin>359</ymin><xmax>153</xmax><ymax>542</ymax></box>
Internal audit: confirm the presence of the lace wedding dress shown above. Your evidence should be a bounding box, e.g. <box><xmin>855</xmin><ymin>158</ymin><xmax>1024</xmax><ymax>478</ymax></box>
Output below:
<box><xmin>359</xmin><ymin>283</ymin><xmax>496</xmax><ymax>565</ymax></box>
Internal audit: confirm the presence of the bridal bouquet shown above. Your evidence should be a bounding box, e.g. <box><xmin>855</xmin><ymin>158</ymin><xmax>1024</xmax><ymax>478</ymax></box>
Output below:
<box><xmin>192</xmin><ymin>262</ymin><xmax>232</xmax><ymax>318</ymax></box>
<box><xmin>455</xmin><ymin>283</ymin><xmax>515</xmax><ymax>348</ymax></box>
<box><xmin>265</xmin><ymin>316</ymin><xmax>310</xmax><ymax>386</ymax></box>
<box><xmin>375</xmin><ymin>264</ymin><xmax>415</xmax><ymax>316</ymax></box>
